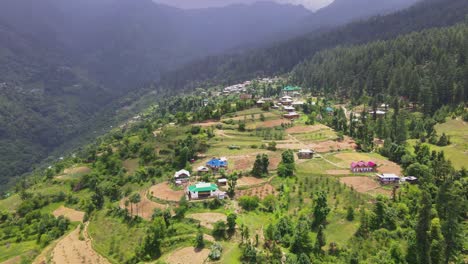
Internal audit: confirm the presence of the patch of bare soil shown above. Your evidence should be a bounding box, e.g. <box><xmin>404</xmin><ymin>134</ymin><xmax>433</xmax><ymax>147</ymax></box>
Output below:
<box><xmin>56</xmin><ymin>166</ymin><xmax>91</xmax><ymax>180</ymax></box>
<box><xmin>215</xmin><ymin>130</ymin><xmax>234</xmax><ymax>138</ymax></box>
<box><xmin>340</xmin><ymin>177</ymin><xmax>391</xmax><ymax>196</ymax></box>
<box><xmin>187</xmin><ymin>213</ymin><xmax>227</xmax><ymax>229</ymax></box>
<box><xmin>286</xmin><ymin>124</ymin><xmax>329</xmax><ymax>134</ymax></box>
<box><xmin>49</xmin><ymin>224</ymin><xmax>110</xmax><ymax>264</ymax></box>
<box><xmin>236</xmin><ymin>184</ymin><xmax>276</xmax><ymax>199</ymax></box>
<box><xmin>237</xmin><ymin>177</ymin><xmax>267</xmax><ymax>187</ymax></box>
<box><xmin>326</xmin><ymin>170</ymin><xmax>350</xmax><ymax>175</ymax></box>
<box><xmin>310</xmin><ymin>137</ymin><xmax>357</xmax><ymax>153</ymax></box>
<box><xmin>63</xmin><ymin>166</ymin><xmax>91</xmax><ymax>175</ymax></box>
<box><xmin>53</xmin><ymin>206</ymin><xmax>85</xmax><ymax>222</ymax></box>
<box><xmin>166</xmin><ymin>247</ymin><xmax>210</xmax><ymax>264</ymax></box>
<box><xmin>259</xmin><ymin>119</ymin><xmax>291</xmax><ymax>128</ymax></box>
<box><xmin>150</xmin><ymin>182</ymin><xmax>184</xmax><ymax>202</ymax></box>
<box><xmin>120</xmin><ymin>190</ymin><xmax>169</xmax><ymax>220</ymax></box>
<box><xmin>229</xmin><ymin>153</ymin><xmax>281</xmax><ymax>171</ymax></box>
<box><xmin>122</xmin><ymin>159</ymin><xmax>139</xmax><ymax>175</ymax></box>
<box><xmin>1</xmin><ymin>256</ymin><xmax>22</xmax><ymax>264</ymax></box>
<box><xmin>193</xmin><ymin>120</ymin><xmax>220</xmax><ymax>127</ymax></box>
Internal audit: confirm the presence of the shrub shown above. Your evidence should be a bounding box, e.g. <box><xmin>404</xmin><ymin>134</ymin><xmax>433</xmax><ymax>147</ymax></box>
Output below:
<box><xmin>238</xmin><ymin>196</ymin><xmax>260</xmax><ymax>211</ymax></box>
<box><xmin>209</xmin><ymin>242</ymin><xmax>223</xmax><ymax>260</ymax></box>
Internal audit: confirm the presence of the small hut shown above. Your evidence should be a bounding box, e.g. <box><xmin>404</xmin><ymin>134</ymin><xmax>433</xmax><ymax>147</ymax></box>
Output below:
<box><xmin>298</xmin><ymin>149</ymin><xmax>315</xmax><ymax>159</ymax></box>
<box><xmin>376</xmin><ymin>173</ymin><xmax>400</xmax><ymax>184</ymax></box>
<box><xmin>174</xmin><ymin>169</ymin><xmax>190</xmax><ymax>184</ymax></box>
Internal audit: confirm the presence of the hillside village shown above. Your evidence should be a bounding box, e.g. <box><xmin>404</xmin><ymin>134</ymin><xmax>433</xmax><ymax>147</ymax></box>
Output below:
<box><xmin>1</xmin><ymin>75</ymin><xmax>465</xmax><ymax>264</ymax></box>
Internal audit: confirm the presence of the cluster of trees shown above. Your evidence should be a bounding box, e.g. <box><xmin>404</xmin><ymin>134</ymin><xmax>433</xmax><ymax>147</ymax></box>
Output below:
<box><xmin>0</xmin><ymin>195</ymin><xmax>71</xmax><ymax>250</ymax></box>
<box><xmin>278</xmin><ymin>150</ymin><xmax>296</xmax><ymax>177</ymax></box>
<box><xmin>251</xmin><ymin>154</ymin><xmax>270</xmax><ymax>178</ymax></box>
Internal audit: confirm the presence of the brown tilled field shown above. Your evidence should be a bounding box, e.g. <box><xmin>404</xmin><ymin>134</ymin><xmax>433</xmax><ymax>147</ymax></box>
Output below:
<box><xmin>236</xmin><ymin>184</ymin><xmax>276</xmax><ymax>199</ymax></box>
<box><xmin>49</xmin><ymin>224</ymin><xmax>110</xmax><ymax>264</ymax></box>
<box><xmin>310</xmin><ymin>137</ymin><xmax>357</xmax><ymax>153</ymax></box>
<box><xmin>53</xmin><ymin>206</ymin><xmax>85</xmax><ymax>222</ymax></box>
<box><xmin>230</xmin><ymin>154</ymin><xmax>281</xmax><ymax>171</ymax></box>
<box><xmin>286</xmin><ymin>124</ymin><xmax>329</xmax><ymax>134</ymax></box>
<box><xmin>326</xmin><ymin>170</ymin><xmax>350</xmax><ymax>175</ymax></box>
<box><xmin>150</xmin><ymin>182</ymin><xmax>184</xmax><ymax>202</ymax></box>
<box><xmin>187</xmin><ymin>213</ymin><xmax>227</xmax><ymax>229</ymax></box>
<box><xmin>340</xmin><ymin>177</ymin><xmax>391</xmax><ymax>196</ymax></box>
<box><xmin>165</xmin><ymin>247</ymin><xmax>210</xmax><ymax>264</ymax></box>
<box><xmin>120</xmin><ymin>191</ymin><xmax>170</xmax><ymax>220</ymax></box>
<box><xmin>258</xmin><ymin>119</ymin><xmax>290</xmax><ymax>128</ymax></box>
<box><xmin>237</xmin><ymin>177</ymin><xmax>267</xmax><ymax>187</ymax></box>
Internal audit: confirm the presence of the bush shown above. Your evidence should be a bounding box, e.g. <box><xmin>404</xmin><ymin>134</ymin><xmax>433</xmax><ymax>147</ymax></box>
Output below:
<box><xmin>212</xmin><ymin>221</ymin><xmax>226</xmax><ymax>239</ymax></box>
<box><xmin>194</xmin><ymin>231</ymin><xmax>205</xmax><ymax>249</ymax></box>
<box><xmin>238</xmin><ymin>196</ymin><xmax>260</xmax><ymax>211</ymax></box>
<box><xmin>209</xmin><ymin>242</ymin><xmax>223</xmax><ymax>260</ymax></box>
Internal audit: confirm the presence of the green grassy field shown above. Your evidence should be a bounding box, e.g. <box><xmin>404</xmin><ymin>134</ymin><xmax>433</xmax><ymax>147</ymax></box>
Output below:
<box><xmin>0</xmin><ymin>240</ymin><xmax>38</xmax><ymax>262</ymax></box>
<box><xmin>88</xmin><ymin>211</ymin><xmax>147</xmax><ymax>263</ymax></box>
<box><xmin>407</xmin><ymin>118</ymin><xmax>467</xmax><ymax>169</ymax></box>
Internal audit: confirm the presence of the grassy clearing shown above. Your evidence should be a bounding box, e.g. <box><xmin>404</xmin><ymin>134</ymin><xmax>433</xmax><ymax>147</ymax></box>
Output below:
<box><xmin>407</xmin><ymin>119</ymin><xmax>467</xmax><ymax>169</ymax></box>
<box><xmin>219</xmin><ymin>242</ymin><xmax>242</xmax><ymax>264</ymax></box>
<box><xmin>0</xmin><ymin>194</ymin><xmax>21</xmax><ymax>212</ymax></box>
<box><xmin>88</xmin><ymin>211</ymin><xmax>146</xmax><ymax>263</ymax></box>
<box><xmin>324</xmin><ymin>211</ymin><xmax>360</xmax><ymax>248</ymax></box>
<box><xmin>0</xmin><ymin>240</ymin><xmax>38</xmax><ymax>262</ymax></box>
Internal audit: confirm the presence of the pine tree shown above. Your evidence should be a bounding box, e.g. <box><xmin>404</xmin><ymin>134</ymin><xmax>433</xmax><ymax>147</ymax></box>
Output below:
<box><xmin>312</xmin><ymin>191</ymin><xmax>330</xmax><ymax>228</ymax></box>
<box><xmin>430</xmin><ymin>218</ymin><xmax>445</xmax><ymax>264</ymax></box>
<box><xmin>314</xmin><ymin>225</ymin><xmax>326</xmax><ymax>254</ymax></box>
<box><xmin>415</xmin><ymin>190</ymin><xmax>432</xmax><ymax>264</ymax></box>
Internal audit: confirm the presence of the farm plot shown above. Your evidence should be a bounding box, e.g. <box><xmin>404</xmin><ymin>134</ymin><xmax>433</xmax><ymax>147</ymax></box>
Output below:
<box><xmin>56</xmin><ymin>166</ymin><xmax>91</xmax><ymax>180</ymax></box>
<box><xmin>49</xmin><ymin>224</ymin><xmax>110</xmax><ymax>264</ymax></box>
<box><xmin>340</xmin><ymin>177</ymin><xmax>391</xmax><ymax>196</ymax></box>
<box><xmin>120</xmin><ymin>190</ymin><xmax>169</xmax><ymax>220</ymax></box>
<box><xmin>187</xmin><ymin>213</ymin><xmax>227</xmax><ymax>229</ymax></box>
<box><xmin>165</xmin><ymin>247</ymin><xmax>209</xmax><ymax>264</ymax></box>
<box><xmin>236</xmin><ymin>184</ymin><xmax>276</xmax><ymax>199</ymax></box>
<box><xmin>149</xmin><ymin>182</ymin><xmax>184</xmax><ymax>202</ymax></box>
<box><xmin>53</xmin><ymin>206</ymin><xmax>85</xmax><ymax>222</ymax></box>
<box><xmin>237</xmin><ymin>177</ymin><xmax>267</xmax><ymax>187</ymax></box>
<box><xmin>286</xmin><ymin>124</ymin><xmax>331</xmax><ymax>134</ymax></box>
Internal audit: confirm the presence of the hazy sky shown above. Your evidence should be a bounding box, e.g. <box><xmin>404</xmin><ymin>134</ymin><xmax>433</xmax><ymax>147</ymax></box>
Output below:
<box><xmin>154</xmin><ymin>0</ymin><xmax>334</xmax><ymax>11</ymax></box>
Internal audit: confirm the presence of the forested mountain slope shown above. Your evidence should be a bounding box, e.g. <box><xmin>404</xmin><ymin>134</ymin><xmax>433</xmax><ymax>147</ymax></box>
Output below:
<box><xmin>159</xmin><ymin>0</ymin><xmax>468</xmax><ymax>90</ymax></box>
<box><xmin>291</xmin><ymin>24</ymin><xmax>468</xmax><ymax>113</ymax></box>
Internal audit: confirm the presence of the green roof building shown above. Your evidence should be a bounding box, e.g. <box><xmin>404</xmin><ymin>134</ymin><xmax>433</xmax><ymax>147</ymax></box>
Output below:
<box><xmin>283</xmin><ymin>86</ymin><xmax>302</xmax><ymax>96</ymax></box>
<box><xmin>187</xmin><ymin>182</ymin><xmax>224</xmax><ymax>200</ymax></box>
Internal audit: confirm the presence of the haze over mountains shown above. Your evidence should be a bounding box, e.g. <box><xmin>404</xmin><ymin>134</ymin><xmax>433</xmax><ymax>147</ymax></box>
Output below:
<box><xmin>0</xmin><ymin>0</ymin><xmax>421</xmax><ymax>186</ymax></box>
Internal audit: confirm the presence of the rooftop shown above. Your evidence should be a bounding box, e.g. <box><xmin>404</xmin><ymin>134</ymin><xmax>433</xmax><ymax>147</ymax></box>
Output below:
<box><xmin>188</xmin><ymin>182</ymin><xmax>218</xmax><ymax>192</ymax></box>
<box><xmin>283</xmin><ymin>86</ymin><xmax>301</xmax><ymax>91</ymax></box>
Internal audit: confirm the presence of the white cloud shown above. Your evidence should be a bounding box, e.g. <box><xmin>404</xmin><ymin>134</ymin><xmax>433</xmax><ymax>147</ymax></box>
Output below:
<box><xmin>277</xmin><ymin>0</ymin><xmax>334</xmax><ymax>10</ymax></box>
<box><xmin>154</xmin><ymin>0</ymin><xmax>334</xmax><ymax>11</ymax></box>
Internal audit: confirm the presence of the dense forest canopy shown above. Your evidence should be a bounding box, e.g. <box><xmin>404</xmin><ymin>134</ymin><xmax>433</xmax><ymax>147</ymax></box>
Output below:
<box><xmin>291</xmin><ymin>23</ymin><xmax>468</xmax><ymax>112</ymax></box>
